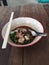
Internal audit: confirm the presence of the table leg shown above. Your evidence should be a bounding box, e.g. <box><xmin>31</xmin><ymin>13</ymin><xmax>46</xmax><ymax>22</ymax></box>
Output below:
<box><xmin>0</xmin><ymin>1</ymin><xmax>1</xmax><ymax>6</ymax></box>
<box><xmin>2</xmin><ymin>0</ymin><xmax>8</xmax><ymax>6</ymax></box>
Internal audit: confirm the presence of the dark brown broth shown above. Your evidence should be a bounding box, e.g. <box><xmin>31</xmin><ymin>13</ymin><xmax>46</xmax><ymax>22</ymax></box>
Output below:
<box><xmin>10</xmin><ymin>26</ymin><xmax>36</xmax><ymax>45</ymax></box>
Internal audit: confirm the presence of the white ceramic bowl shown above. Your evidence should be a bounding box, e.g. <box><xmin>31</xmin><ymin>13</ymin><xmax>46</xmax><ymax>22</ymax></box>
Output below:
<box><xmin>2</xmin><ymin>17</ymin><xmax>44</xmax><ymax>47</ymax></box>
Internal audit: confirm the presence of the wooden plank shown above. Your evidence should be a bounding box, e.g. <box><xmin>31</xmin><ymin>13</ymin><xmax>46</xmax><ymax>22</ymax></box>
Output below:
<box><xmin>19</xmin><ymin>5</ymin><xmax>49</xmax><ymax>65</ymax></box>
<box><xmin>0</xmin><ymin>7</ymin><xmax>14</xmax><ymax>65</ymax></box>
<box><xmin>0</xmin><ymin>6</ymin><xmax>22</xmax><ymax>65</ymax></box>
<box><xmin>43</xmin><ymin>5</ymin><xmax>49</xmax><ymax>29</ymax></box>
<box><xmin>8</xmin><ymin>47</ymin><xmax>24</xmax><ymax>65</ymax></box>
<box><xmin>43</xmin><ymin>5</ymin><xmax>49</xmax><ymax>17</ymax></box>
<box><xmin>7</xmin><ymin>6</ymin><xmax>23</xmax><ymax>65</ymax></box>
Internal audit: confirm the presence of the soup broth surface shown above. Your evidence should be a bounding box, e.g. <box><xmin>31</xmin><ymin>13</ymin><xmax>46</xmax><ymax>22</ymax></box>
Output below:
<box><xmin>10</xmin><ymin>26</ymin><xmax>36</xmax><ymax>45</ymax></box>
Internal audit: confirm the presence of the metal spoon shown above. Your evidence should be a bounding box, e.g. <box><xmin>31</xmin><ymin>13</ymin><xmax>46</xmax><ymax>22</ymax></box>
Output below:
<box><xmin>29</xmin><ymin>29</ymin><xmax>47</xmax><ymax>36</ymax></box>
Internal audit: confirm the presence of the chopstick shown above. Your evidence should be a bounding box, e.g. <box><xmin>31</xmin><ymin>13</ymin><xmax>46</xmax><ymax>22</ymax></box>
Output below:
<box><xmin>2</xmin><ymin>12</ymin><xmax>14</xmax><ymax>49</ymax></box>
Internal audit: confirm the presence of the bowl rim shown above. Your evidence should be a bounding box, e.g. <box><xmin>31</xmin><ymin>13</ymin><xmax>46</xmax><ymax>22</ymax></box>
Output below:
<box><xmin>1</xmin><ymin>17</ymin><xmax>44</xmax><ymax>47</ymax></box>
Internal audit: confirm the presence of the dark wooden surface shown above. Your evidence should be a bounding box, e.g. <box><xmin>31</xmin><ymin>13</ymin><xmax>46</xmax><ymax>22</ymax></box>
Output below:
<box><xmin>0</xmin><ymin>4</ymin><xmax>49</xmax><ymax>65</ymax></box>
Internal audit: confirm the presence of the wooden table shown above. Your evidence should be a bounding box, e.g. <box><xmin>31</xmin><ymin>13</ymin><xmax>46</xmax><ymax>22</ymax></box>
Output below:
<box><xmin>0</xmin><ymin>4</ymin><xmax>49</xmax><ymax>65</ymax></box>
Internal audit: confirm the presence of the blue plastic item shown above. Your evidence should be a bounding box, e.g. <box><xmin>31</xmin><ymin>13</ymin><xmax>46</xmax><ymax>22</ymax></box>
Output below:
<box><xmin>39</xmin><ymin>0</ymin><xmax>49</xmax><ymax>3</ymax></box>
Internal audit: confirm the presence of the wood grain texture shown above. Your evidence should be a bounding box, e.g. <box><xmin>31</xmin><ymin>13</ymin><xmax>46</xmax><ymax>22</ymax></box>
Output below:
<box><xmin>19</xmin><ymin>4</ymin><xmax>49</xmax><ymax>65</ymax></box>
<box><xmin>0</xmin><ymin>6</ymin><xmax>21</xmax><ymax>65</ymax></box>
<box><xmin>44</xmin><ymin>4</ymin><xmax>49</xmax><ymax>32</ymax></box>
<box><xmin>0</xmin><ymin>4</ymin><xmax>49</xmax><ymax>65</ymax></box>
